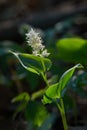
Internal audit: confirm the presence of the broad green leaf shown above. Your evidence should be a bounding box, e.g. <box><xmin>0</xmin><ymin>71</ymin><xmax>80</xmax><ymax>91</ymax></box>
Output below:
<box><xmin>12</xmin><ymin>92</ymin><xmax>30</xmax><ymax>103</ymax></box>
<box><xmin>42</xmin><ymin>83</ymin><xmax>59</xmax><ymax>104</ymax></box>
<box><xmin>42</xmin><ymin>64</ymin><xmax>83</xmax><ymax>104</ymax></box>
<box><xmin>58</xmin><ymin>63</ymin><xmax>83</xmax><ymax>94</ymax></box>
<box><xmin>10</xmin><ymin>51</ymin><xmax>52</xmax><ymax>75</ymax></box>
<box><xmin>25</xmin><ymin>101</ymin><xmax>49</xmax><ymax>127</ymax></box>
<box><xmin>38</xmin><ymin>113</ymin><xmax>56</xmax><ymax>130</ymax></box>
<box><xmin>56</xmin><ymin>38</ymin><xmax>87</xmax><ymax>64</ymax></box>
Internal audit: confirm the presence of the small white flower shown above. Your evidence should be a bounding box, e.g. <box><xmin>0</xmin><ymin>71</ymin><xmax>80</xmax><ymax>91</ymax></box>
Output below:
<box><xmin>26</xmin><ymin>28</ymin><xmax>50</xmax><ymax>57</ymax></box>
<box><xmin>41</xmin><ymin>49</ymin><xmax>50</xmax><ymax>57</ymax></box>
<box><xmin>32</xmin><ymin>50</ymin><xmax>40</xmax><ymax>56</ymax></box>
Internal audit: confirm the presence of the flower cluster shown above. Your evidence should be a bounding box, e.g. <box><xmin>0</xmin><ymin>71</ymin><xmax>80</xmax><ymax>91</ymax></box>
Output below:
<box><xmin>26</xmin><ymin>28</ymin><xmax>50</xmax><ymax>57</ymax></box>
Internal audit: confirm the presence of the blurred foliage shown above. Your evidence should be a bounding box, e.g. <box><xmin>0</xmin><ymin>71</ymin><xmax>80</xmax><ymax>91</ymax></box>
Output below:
<box><xmin>56</xmin><ymin>38</ymin><xmax>87</xmax><ymax>65</ymax></box>
<box><xmin>69</xmin><ymin>71</ymin><xmax>87</xmax><ymax>98</ymax></box>
<box><xmin>25</xmin><ymin>101</ymin><xmax>49</xmax><ymax>127</ymax></box>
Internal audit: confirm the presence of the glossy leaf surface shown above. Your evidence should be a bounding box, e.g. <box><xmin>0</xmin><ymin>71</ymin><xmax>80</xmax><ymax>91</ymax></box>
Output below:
<box><xmin>42</xmin><ymin>64</ymin><xmax>83</xmax><ymax>104</ymax></box>
<box><xmin>10</xmin><ymin>51</ymin><xmax>52</xmax><ymax>75</ymax></box>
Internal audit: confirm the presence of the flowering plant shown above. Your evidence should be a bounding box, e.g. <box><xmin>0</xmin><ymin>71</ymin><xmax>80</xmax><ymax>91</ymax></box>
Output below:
<box><xmin>10</xmin><ymin>28</ymin><xmax>83</xmax><ymax>130</ymax></box>
<box><xmin>26</xmin><ymin>28</ymin><xmax>50</xmax><ymax>57</ymax></box>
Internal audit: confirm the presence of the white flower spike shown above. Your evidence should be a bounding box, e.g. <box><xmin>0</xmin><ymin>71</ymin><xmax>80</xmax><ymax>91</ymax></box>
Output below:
<box><xmin>26</xmin><ymin>28</ymin><xmax>50</xmax><ymax>57</ymax></box>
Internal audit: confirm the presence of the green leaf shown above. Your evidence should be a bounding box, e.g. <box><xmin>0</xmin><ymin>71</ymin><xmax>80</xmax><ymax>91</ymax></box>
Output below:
<box><xmin>25</xmin><ymin>101</ymin><xmax>49</xmax><ymax>127</ymax></box>
<box><xmin>42</xmin><ymin>83</ymin><xmax>59</xmax><ymax>104</ymax></box>
<box><xmin>58</xmin><ymin>64</ymin><xmax>83</xmax><ymax>94</ymax></box>
<box><xmin>56</xmin><ymin>38</ymin><xmax>87</xmax><ymax>64</ymax></box>
<box><xmin>10</xmin><ymin>51</ymin><xmax>52</xmax><ymax>75</ymax></box>
<box><xmin>38</xmin><ymin>113</ymin><xmax>56</xmax><ymax>130</ymax></box>
<box><xmin>42</xmin><ymin>64</ymin><xmax>83</xmax><ymax>104</ymax></box>
<box><xmin>12</xmin><ymin>92</ymin><xmax>30</xmax><ymax>103</ymax></box>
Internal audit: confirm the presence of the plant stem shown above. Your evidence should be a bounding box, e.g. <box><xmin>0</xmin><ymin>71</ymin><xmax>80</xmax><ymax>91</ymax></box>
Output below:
<box><xmin>41</xmin><ymin>72</ymin><xmax>49</xmax><ymax>87</ymax></box>
<box><xmin>40</xmin><ymin>58</ymin><xmax>49</xmax><ymax>87</ymax></box>
<box><xmin>60</xmin><ymin>98</ymin><xmax>68</xmax><ymax>130</ymax></box>
<box><xmin>56</xmin><ymin>99</ymin><xmax>68</xmax><ymax>130</ymax></box>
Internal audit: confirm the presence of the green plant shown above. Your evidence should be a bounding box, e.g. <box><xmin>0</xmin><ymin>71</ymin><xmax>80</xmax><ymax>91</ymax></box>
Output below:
<box><xmin>10</xmin><ymin>28</ymin><xmax>83</xmax><ymax>130</ymax></box>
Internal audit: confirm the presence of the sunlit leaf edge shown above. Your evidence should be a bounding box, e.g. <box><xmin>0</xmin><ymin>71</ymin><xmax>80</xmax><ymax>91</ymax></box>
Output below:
<box><xmin>9</xmin><ymin>51</ymin><xmax>52</xmax><ymax>75</ymax></box>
